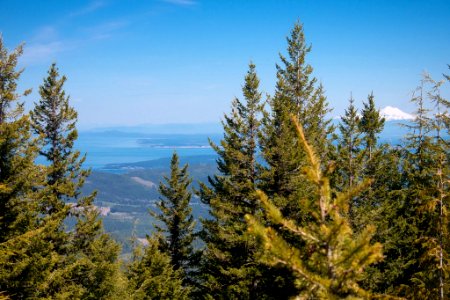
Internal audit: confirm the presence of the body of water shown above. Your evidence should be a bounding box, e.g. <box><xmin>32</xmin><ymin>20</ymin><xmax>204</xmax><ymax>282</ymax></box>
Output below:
<box><xmin>40</xmin><ymin>120</ymin><xmax>443</xmax><ymax>171</ymax></box>
<box><xmin>37</xmin><ymin>132</ymin><xmax>221</xmax><ymax>170</ymax></box>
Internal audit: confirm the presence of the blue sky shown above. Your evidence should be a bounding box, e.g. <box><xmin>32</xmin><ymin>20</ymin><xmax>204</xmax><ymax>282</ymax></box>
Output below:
<box><xmin>1</xmin><ymin>0</ymin><xmax>449</xmax><ymax>128</ymax></box>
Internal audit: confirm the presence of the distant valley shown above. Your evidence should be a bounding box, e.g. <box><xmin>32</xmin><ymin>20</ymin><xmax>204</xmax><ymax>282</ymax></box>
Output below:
<box><xmin>77</xmin><ymin>118</ymin><xmax>415</xmax><ymax>253</ymax></box>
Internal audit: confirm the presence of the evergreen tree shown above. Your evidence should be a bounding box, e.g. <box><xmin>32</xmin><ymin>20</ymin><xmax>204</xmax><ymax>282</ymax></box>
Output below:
<box><xmin>246</xmin><ymin>117</ymin><xmax>383</xmax><ymax>299</ymax></box>
<box><xmin>0</xmin><ymin>36</ymin><xmax>54</xmax><ymax>299</ymax></box>
<box><xmin>359</xmin><ymin>92</ymin><xmax>385</xmax><ymax>161</ymax></box>
<box><xmin>377</xmin><ymin>80</ymin><xmax>435</xmax><ymax>297</ymax></box>
<box><xmin>402</xmin><ymin>73</ymin><xmax>450</xmax><ymax>299</ymax></box>
<box><xmin>344</xmin><ymin>93</ymin><xmax>407</xmax><ymax>293</ymax></box>
<box><xmin>199</xmin><ymin>63</ymin><xmax>293</xmax><ymax>299</ymax></box>
<box><xmin>335</xmin><ymin>95</ymin><xmax>363</xmax><ymax>192</ymax></box>
<box><xmin>0</xmin><ymin>37</ymin><xmax>35</xmax><ymax>243</ymax></box>
<box><xmin>31</xmin><ymin>63</ymin><xmax>90</xmax><ymax>213</ymax></box>
<box><xmin>127</xmin><ymin>235</ymin><xmax>189</xmax><ymax>300</ymax></box>
<box><xmin>30</xmin><ymin>63</ymin><xmax>122</xmax><ymax>299</ymax></box>
<box><xmin>259</xmin><ymin>22</ymin><xmax>333</xmax><ymax>220</ymax></box>
<box><xmin>151</xmin><ymin>152</ymin><xmax>196</xmax><ymax>283</ymax></box>
<box><xmin>364</xmin><ymin>74</ymin><xmax>449</xmax><ymax>298</ymax></box>
<box><xmin>49</xmin><ymin>207</ymin><xmax>126</xmax><ymax>299</ymax></box>
<box><xmin>352</xmin><ymin>93</ymin><xmax>389</xmax><ymax>227</ymax></box>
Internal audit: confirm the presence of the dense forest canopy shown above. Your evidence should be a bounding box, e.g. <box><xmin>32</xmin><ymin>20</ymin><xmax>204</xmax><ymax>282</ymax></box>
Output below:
<box><xmin>0</xmin><ymin>19</ymin><xmax>449</xmax><ymax>300</ymax></box>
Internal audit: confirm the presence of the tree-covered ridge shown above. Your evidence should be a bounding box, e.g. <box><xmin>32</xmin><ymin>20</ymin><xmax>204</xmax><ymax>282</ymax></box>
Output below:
<box><xmin>0</xmin><ymin>22</ymin><xmax>449</xmax><ymax>300</ymax></box>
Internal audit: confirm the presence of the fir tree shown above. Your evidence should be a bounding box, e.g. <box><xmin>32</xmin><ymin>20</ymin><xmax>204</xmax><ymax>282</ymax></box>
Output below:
<box><xmin>0</xmin><ymin>37</ymin><xmax>35</xmax><ymax>243</ymax></box>
<box><xmin>335</xmin><ymin>95</ymin><xmax>363</xmax><ymax>192</ymax></box>
<box><xmin>352</xmin><ymin>93</ymin><xmax>390</xmax><ymax>229</ymax></box>
<box><xmin>53</xmin><ymin>207</ymin><xmax>125</xmax><ymax>299</ymax></box>
<box><xmin>403</xmin><ymin>73</ymin><xmax>450</xmax><ymax>299</ymax></box>
<box><xmin>31</xmin><ymin>63</ymin><xmax>90</xmax><ymax>213</ymax></box>
<box><xmin>345</xmin><ymin>93</ymin><xmax>406</xmax><ymax>293</ymax></box>
<box><xmin>259</xmin><ymin>22</ymin><xmax>333</xmax><ymax>220</ymax></box>
<box><xmin>0</xmin><ymin>36</ymin><xmax>53</xmax><ymax>299</ymax></box>
<box><xmin>31</xmin><ymin>63</ymin><xmax>122</xmax><ymax>299</ymax></box>
<box><xmin>359</xmin><ymin>92</ymin><xmax>385</xmax><ymax>161</ymax></box>
<box><xmin>246</xmin><ymin>116</ymin><xmax>383</xmax><ymax>299</ymax></box>
<box><xmin>151</xmin><ymin>152</ymin><xmax>196</xmax><ymax>283</ymax></box>
<box><xmin>199</xmin><ymin>63</ymin><xmax>293</xmax><ymax>299</ymax></box>
<box><xmin>127</xmin><ymin>235</ymin><xmax>189</xmax><ymax>300</ymax></box>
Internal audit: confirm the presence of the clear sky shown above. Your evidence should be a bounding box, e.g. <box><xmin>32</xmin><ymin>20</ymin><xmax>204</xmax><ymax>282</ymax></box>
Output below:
<box><xmin>1</xmin><ymin>0</ymin><xmax>449</xmax><ymax>128</ymax></box>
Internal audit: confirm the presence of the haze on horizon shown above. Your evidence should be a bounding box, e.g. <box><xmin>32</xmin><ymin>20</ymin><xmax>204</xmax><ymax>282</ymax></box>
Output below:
<box><xmin>1</xmin><ymin>0</ymin><xmax>449</xmax><ymax>128</ymax></box>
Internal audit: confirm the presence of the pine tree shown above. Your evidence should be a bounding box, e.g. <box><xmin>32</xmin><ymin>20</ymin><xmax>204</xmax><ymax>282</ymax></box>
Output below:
<box><xmin>127</xmin><ymin>235</ymin><xmax>189</xmax><ymax>300</ymax></box>
<box><xmin>364</xmin><ymin>73</ymin><xmax>450</xmax><ymax>298</ymax></box>
<box><xmin>246</xmin><ymin>116</ymin><xmax>383</xmax><ymax>299</ymax></box>
<box><xmin>151</xmin><ymin>152</ymin><xmax>196</xmax><ymax>283</ymax></box>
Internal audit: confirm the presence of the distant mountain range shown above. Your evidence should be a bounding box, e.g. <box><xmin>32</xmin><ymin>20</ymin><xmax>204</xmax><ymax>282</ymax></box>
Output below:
<box><xmin>84</xmin><ymin>107</ymin><xmax>414</xmax><ymax>136</ymax></box>
<box><xmin>84</xmin><ymin>122</ymin><xmax>223</xmax><ymax>135</ymax></box>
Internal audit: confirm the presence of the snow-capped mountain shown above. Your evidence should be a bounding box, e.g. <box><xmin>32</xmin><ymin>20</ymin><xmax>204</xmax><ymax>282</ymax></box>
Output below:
<box><xmin>380</xmin><ymin>106</ymin><xmax>414</xmax><ymax>121</ymax></box>
<box><xmin>333</xmin><ymin>106</ymin><xmax>414</xmax><ymax>121</ymax></box>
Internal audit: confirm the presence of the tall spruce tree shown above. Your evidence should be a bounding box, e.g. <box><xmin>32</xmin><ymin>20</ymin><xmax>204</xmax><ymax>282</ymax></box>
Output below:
<box><xmin>359</xmin><ymin>92</ymin><xmax>385</xmax><ymax>162</ymax></box>
<box><xmin>335</xmin><ymin>96</ymin><xmax>363</xmax><ymax>192</ymax></box>
<box><xmin>30</xmin><ymin>63</ymin><xmax>123</xmax><ymax>299</ymax></box>
<box><xmin>401</xmin><ymin>73</ymin><xmax>450</xmax><ymax>299</ymax></box>
<box><xmin>199</xmin><ymin>63</ymin><xmax>294</xmax><ymax>299</ymax></box>
<box><xmin>0</xmin><ymin>36</ymin><xmax>55</xmax><ymax>300</ymax></box>
<box><xmin>246</xmin><ymin>117</ymin><xmax>383</xmax><ymax>299</ymax></box>
<box><xmin>345</xmin><ymin>93</ymin><xmax>407</xmax><ymax>293</ymax></box>
<box><xmin>0</xmin><ymin>37</ymin><xmax>35</xmax><ymax>243</ymax></box>
<box><xmin>361</xmin><ymin>75</ymin><xmax>449</xmax><ymax>297</ymax></box>
<box><xmin>259</xmin><ymin>22</ymin><xmax>333</xmax><ymax>220</ymax></box>
<box><xmin>353</xmin><ymin>93</ymin><xmax>388</xmax><ymax>224</ymax></box>
<box><xmin>31</xmin><ymin>63</ymin><xmax>90</xmax><ymax>212</ymax></box>
<box><xmin>151</xmin><ymin>152</ymin><xmax>196</xmax><ymax>284</ymax></box>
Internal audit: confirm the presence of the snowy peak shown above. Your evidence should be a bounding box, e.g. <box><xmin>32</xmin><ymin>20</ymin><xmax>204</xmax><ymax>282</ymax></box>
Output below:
<box><xmin>380</xmin><ymin>106</ymin><xmax>414</xmax><ymax>121</ymax></box>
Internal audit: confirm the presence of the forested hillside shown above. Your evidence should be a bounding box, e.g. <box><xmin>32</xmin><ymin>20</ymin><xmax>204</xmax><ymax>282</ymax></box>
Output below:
<box><xmin>1</xmin><ymin>21</ymin><xmax>449</xmax><ymax>300</ymax></box>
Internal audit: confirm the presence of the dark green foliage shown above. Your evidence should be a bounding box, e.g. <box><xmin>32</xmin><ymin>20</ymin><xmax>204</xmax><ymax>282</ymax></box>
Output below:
<box><xmin>0</xmin><ymin>37</ymin><xmax>36</xmax><ymax>243</ymax></box>
<box><xmin>259</xmin><ymin>22</ymin><xmax>333</xmax><ymax>222</ymax></box>
<box><xmin>0</xmin><ymin>36</ymin><xmax>51</xmax><ymax>299</ymax></box>
<box><xmin>29</xmin><ymin>63</ymin><xmax>123</xmax><ymax>299</ymax></box>
<box><xmin>351</xmin><ymin>93</ymin><xmax>389</xmax><ymax>230</ymax></box>
<box><xmin>335</xmin><ymin>96</ymin><xmax>363</xmax><ymax>192</ymax></box>
<box><xmin>151</xmin><ymin>152</ymin><xmax>196</xmax><ymax>281</ymax></box>
<box><xmin>199</xmin><ymin>63</ymin><xmax>292</xmax><ymax>299</ymax></box>
<box><xmin>359</xmin><ymin>92</ymin><xmax>385</xmax><ymax>161</ymax></box>
<box><xmin>399</xmin><ymin>74</ymin><xmax>450</xmax><ymax>299</ymax></box>
<box><xmin>2</xmin><ymin>21</ymin><xmax>450</xmax><ymax>300</ymax></box>
<box><xmin>359</xmin><ymin>74</ymin><xmax>450</xmax><ymax>299</ymax></box>
<box><xmin>127</xmin><ymin>236</ymin><xmax>189</xmax><ymax>300</ymax></box>
<box><xmin>31</xmin><ymin>63</ymin><xmax>90</xmax><ymax>211</ymax></box>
